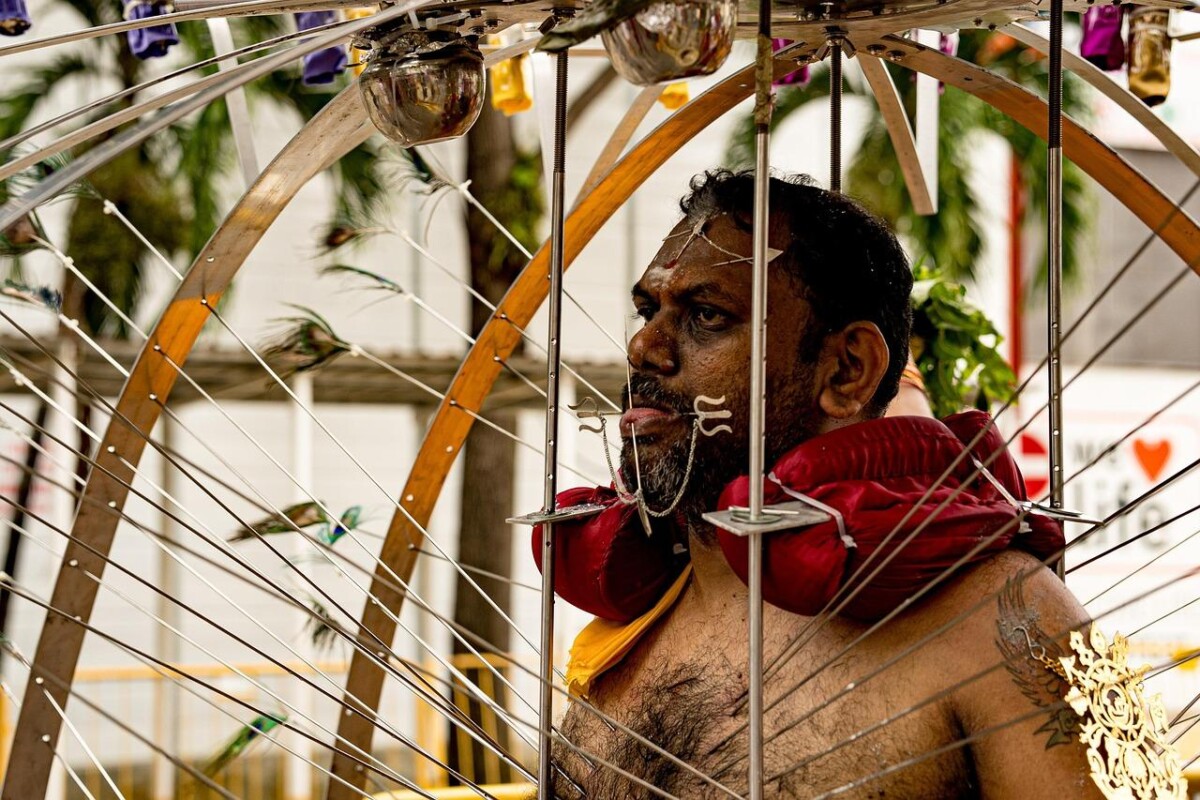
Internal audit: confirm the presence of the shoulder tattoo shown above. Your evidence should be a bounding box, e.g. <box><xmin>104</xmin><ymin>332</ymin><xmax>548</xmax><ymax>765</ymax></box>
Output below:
<box><xmin>994</xmin><ymin>577</ymin><xmax>1079</xmax><ymax>749</ymax></box>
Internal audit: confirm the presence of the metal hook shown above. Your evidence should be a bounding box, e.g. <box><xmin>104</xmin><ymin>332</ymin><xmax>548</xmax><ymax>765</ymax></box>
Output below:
<box><xmin>693</xmin><ymin>394</ymin><xmax>733</xmax><ymax>437</ymax></box>
<box><xmin>568</xmin><ymin>396</ymin><xmax>604</xmax><ymax>435</ymax></box>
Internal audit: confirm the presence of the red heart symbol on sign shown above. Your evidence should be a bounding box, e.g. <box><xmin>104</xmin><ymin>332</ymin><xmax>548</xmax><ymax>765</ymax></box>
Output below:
<box><xmin>1133</xmin><ymin>439</ymin><xmax>1171</xmax><ymax>482</ymax></box>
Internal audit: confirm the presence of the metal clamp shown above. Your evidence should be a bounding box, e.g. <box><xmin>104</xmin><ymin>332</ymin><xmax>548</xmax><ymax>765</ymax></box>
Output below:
<box><xmin>702</xmin><ymin>501</ymin><xmax>830</xmax><ymax>537</ymax></box>
<box><xmin>507</xmin><ymin>502</ymin><xmax>608</xmax><ymax>526</ymax></box>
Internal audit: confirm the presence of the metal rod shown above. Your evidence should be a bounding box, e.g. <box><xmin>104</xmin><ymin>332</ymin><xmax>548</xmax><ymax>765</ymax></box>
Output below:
<box><xmin>830</xmin><ymin>41</ymin><xmax>843</xmax><ymax>193</ymax></box>
<box><xmin>747</xmin><ymin>0</ymin><xmax>775</xmax><ymax>796</ymax></box>
<box><xmin>537</xmin><ymin>46</ymin><xmax>569</xmax><ymax>800</ymax></box>
<box><xmin>1046</xmin><ymin>0</ymin><xmax>1066</xmax><ymax>580</ymax></box>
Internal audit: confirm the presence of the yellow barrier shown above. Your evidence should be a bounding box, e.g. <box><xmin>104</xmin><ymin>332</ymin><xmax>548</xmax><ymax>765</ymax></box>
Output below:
<box><xmin>373</xmin><ymin>783</ymin><xmax>533</xmax><ymax>800</ymax></box>
<box><xmin>0</xmin><ymin>691</ymin><xmax>10</xmax><ymax>778</ymax></box>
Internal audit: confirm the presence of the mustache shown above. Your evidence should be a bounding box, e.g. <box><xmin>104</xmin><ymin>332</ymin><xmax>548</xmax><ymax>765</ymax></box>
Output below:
<box><xmin>621</xmin><ymin>372</ymin><xmax>693</xmax><ymax>415</ymax></box>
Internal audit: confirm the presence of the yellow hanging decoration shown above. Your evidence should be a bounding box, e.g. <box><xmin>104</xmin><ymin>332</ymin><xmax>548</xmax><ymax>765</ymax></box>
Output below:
<box><xmin>1127</xmin><ymin>7</ymin><xmax>1171</xmax><ymax>107</ymax></box>
<box><xmin>489</xmin><ymin>51</ymin><xmax>532</xmax><ymax>116</ymax></box>
<box><xmin>1040</xmin><ymin>627</ymin><xmax>1187</xmax><ymax>800</ymax></box>
<box><xmin>345</xmin><ymin>7</ymin><xmax>376</xmax><ymax>76</ymax></box>
<box><xmin>658</xmin><ymin>82</ymin><xmax>689</xmax><ymax>110</ymax></box>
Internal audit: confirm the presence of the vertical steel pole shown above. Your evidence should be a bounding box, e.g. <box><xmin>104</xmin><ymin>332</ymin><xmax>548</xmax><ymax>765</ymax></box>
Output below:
<box><xmin>829</xmin><ymin>41</ymin><xmax>842</xmax><ymax>193</ymax></box>
<box><xmin>287</xmin><ymin>372</ymin><xmax>316</xmax><ymax>799</ymax></box>
<box><xmin>1046</xmin><ymin>0</ymin><xmax>1066</xmax><ymax>580</ymax></box>
<box><xmin>747</xmin><ymin>2</ymin><xmax>774</xmax><ymax>797</ymax></box>
<box><xmin>151</xmin><ymin>418</ymin><xmax>180</xmax><ymax>800</ymax></box>
<box><xmin>537</xmin><ymin>47</ymin><xmax>569</xmax><ymax>799</ymax></box>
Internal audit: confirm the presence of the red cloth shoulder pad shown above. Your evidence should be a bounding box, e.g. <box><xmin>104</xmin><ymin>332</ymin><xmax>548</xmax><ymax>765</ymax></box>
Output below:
<box><xmin>717</xmin><ymin>412</ymin><xmax>1064</xmax><ymax>621</ymax></box>
<box><xmin>532</xmin><ymin>486</ymin><xmax>681</xmax><ymax>623</ymax></box>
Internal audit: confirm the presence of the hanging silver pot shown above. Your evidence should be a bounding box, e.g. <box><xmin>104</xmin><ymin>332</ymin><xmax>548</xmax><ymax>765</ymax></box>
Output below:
<box><xmin>358</xmin><ymin>29</ymin><xmax>485</xmax><ymax>146</ymax></box>
<box><xmin>601</xmin><ymin>0</ymin><xmax>737</xmax><ymax>86</ymax></box>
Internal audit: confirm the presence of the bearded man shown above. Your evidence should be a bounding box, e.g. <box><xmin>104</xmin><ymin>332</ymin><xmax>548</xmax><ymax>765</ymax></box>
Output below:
<box><xmin>540</xmin><ymin>170</ymin><xmax>1102</xmax><ymax>798</ymax></box>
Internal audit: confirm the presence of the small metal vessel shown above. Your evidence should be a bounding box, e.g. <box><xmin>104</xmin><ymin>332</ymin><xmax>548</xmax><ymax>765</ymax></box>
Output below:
<box><xmin>358</xmin><ymin>29</ymin><xmax>485</xmax><ymax>146</ymax></box>
<box><xmin>601</xmin><ymin>0</ymin><xmax>737</xmax><ymax>86</ymax></box>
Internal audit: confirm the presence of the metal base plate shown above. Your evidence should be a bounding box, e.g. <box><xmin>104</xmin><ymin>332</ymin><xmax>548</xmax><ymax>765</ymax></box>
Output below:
<box><xmin>702</xmin><ymin>502</ymin><xmax>830</xmax><ymax>537</ymax></box>
<box><xmin>507</xmin><ymin>502</ymin><xmax>610</xmax><ymax>526</ymax></box>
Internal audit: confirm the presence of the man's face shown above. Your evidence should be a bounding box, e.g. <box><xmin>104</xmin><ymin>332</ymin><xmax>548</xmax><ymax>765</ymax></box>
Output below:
<box><xmin>619</xmin><ymin>214</ymin><xmax>826</xmax><ymax>522</ymax></box>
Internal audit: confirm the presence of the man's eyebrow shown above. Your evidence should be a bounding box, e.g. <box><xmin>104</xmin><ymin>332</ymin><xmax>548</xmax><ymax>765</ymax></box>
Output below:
<box><xmin>631</xmin><ymin>284</ymin><xmax>653</xmax><ymax>303</ymax></box>
<box><xmin>677</xmin><ymin>281</ymin><xmax>742</xmax><ymax>306</ymax></box>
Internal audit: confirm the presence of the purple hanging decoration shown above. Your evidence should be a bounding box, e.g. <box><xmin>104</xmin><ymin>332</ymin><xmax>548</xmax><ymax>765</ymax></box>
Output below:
<box><xmin>1081</xmin><ymin>5</ymin><xmax>1126</xmax><ymax>71</ymax></box>
<box><xmin>0</xmin><ymin>0</ymin><xmax>31</xmax><ymax>36</ymax></box>
<box><xmin>938</xmin><ymin>32</ymin><xmax>958</xmax><ymax>94</ymax></box>
<box><xmin>772</xmin><ymin>38</ymin><xmax>810</xmax><ymax>87</ymax></box>
<box><xmin>124</xmin><ymin>1</ymin><xmax>179</xmax><ymax>59</ymax></box>
<box><xmin>939</xmin><ymin>32</ymin><xmax>958</xmax><ymax>57</ymax></box>
<box><xmin>295</xmin><ymin>11</ymin><xmax>347</xmax><ymax>86</ymax></box>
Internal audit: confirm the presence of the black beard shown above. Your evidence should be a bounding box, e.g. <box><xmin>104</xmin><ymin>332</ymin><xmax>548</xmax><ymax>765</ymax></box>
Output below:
<box><xmin>620</xmin><ymin>432</ymin><xmax>747</xmax><ymax>540</ymax></box>
<box><xmin>619</xmin><ymin>366</ymin><xmax>823</xmax><ymax>541</ymax></box>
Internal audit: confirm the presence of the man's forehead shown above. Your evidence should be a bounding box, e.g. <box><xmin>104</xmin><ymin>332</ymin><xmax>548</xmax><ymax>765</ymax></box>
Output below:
<box><xmin>649</xmin><ymin>213</ymin><xmax>784</xmax><ymax>272</ymax></box>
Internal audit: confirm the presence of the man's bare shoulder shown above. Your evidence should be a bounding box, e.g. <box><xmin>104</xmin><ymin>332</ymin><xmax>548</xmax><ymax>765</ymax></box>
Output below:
<box><xmin>917</xmin><ymin>550</ymin><xmax>1086</xmax><ymax>642</ymax></box>
<box><xmin>907</xmin><ymin>550</ymin><xmax>1102</xmax><ymax>798</ymax></box>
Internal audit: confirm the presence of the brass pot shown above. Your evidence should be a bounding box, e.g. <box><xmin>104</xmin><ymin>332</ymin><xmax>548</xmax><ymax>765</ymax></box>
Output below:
<box><xmin>358</xmin><ymin>30</ymin><xmax>485</xmax><ymax>146</ymax></box>
<box><xmin>601</xmin><ymin>0</ymin><xmax>737</xmax><ymax>86</ymax></box>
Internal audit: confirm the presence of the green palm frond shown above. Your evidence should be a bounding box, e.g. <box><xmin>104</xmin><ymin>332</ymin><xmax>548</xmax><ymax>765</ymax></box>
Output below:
<box><xmin>64</xmin><ymin>149</ymin><xmax>185</xmax><ymax>336</ymax></box>
<box><xmin>0</xmin><ymin>54</ymin><xmax>94</xmax><ymax>144</ymax></box>
<box><xmin>847</xmin><ymin>82</ymin><xmax>986</xmax><ymax>282</ymax></box>
<box><xmin>169</xmin><ymin>100</ymin><xmax>237</xmax><ymax>256</ymax></box>
<box><xmin>6</xmin><ymin>1</ymin><xmax>394</xmax><ymax>340</ymax></box>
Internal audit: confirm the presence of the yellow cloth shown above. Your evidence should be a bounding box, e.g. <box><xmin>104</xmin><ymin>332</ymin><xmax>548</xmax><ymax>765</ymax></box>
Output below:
<box><xmin>565</xmin><ymin>565</ymin><xmax>693</xmax><ymax>699</ymax></box>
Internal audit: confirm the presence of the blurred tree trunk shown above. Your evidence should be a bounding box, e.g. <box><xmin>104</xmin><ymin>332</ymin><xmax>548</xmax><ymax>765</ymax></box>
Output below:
<box><xmin>449</xmin><ymin>96</ymin><xmax>540</xmax><ymax>783</ymax></box>
<box><xmin>449</xmin><ymin>61</ymin><xmax>618</xmax><ymax>782</ymax></box>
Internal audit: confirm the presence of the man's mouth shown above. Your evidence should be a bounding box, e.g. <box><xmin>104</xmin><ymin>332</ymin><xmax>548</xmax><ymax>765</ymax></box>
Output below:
<box><xmin>619</xmin><ymin>397</ymin><xmax>685</xmax><ymax>438</ymax></box>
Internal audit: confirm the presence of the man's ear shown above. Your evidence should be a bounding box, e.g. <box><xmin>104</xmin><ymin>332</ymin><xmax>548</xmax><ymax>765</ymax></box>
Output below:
<box><xmin>817</xmin><ymin>322</ymin><xmax>891</xmax><ymax>421</ymax></box>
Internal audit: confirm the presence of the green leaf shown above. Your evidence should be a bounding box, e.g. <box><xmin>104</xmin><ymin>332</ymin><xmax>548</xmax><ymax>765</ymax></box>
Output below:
<box><xmin>911</xmin><ymin>267</ymin><xmax>1016</xmax><ymax>417</ymax></box>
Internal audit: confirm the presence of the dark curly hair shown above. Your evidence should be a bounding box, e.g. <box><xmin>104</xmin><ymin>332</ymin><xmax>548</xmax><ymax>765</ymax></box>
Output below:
<box><xmin>678</xmin><ymin>169</ymin><xmax>913</xmax><ymax>417</ymax></box>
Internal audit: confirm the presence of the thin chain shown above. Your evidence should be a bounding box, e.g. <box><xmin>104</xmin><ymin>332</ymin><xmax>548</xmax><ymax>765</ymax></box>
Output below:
<box><xmin>598</xmin><ymin>417</ymin><xmax>700</xmax><ymax>519</ymax></box>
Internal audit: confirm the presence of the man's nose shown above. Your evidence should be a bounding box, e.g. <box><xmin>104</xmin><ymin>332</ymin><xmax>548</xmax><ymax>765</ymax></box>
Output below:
<box><xmin>627</xmin><ymin>323</ymin><xmax>678</xmax><ymax>375</ymax></box>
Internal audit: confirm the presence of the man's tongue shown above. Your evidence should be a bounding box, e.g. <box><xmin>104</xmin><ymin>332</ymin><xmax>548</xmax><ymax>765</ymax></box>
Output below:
<box><xmin>620</xmin><ymin>406</ymin><xmax>677</xmax><ymax>437</ymax></box>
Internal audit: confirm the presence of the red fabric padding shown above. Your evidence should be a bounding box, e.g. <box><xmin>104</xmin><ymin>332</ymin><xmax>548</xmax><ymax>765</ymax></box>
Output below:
<box><xmin>532</xmin><ymin>486</ymin><xmax>681</xmax><ymax>623</ymax></box>
<box><xmin>717</xmin><ymin>411</ymin><xmax>1063</xmax><ymax>621</ymax></box>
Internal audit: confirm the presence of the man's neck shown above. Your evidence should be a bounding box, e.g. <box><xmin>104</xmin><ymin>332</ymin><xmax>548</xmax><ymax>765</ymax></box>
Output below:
<box><xmin>684</xmin><ymin>524</ymin><xmax>750</xmax><ymax>613</ymax></box>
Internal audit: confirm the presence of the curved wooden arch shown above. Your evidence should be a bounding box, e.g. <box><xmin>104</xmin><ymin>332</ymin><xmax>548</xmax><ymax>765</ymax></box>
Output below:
<box><xmin>0</xmin><ymin>85</ymin><xmax>376</xmax><ymax>800</ymax></box>
<box><xmin>327</xmin><ymin>43</ymin><xmax>1200</xmax><ymax>800</ymax></box>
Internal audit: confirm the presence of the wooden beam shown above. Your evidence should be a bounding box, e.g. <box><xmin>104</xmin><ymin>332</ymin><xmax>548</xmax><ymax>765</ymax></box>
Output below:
<box><xmin>859</xmin><ymin>54</ymin><xmax>937</xmax><ymax>215</ymax></box>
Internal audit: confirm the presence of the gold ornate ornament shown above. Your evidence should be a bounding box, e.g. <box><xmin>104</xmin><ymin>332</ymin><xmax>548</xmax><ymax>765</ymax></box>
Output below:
<box><xmin>1038</xmin><ymin>627</ymin><xmax>1187</xmax><ymax>800</ymax></box>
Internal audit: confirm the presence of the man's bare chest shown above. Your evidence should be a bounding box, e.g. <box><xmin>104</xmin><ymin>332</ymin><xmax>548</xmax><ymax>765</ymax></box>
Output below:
<box><xmin>553</xmin><ymin>609</ymin><xmax>976</xmax><ymax>799</ymax></box>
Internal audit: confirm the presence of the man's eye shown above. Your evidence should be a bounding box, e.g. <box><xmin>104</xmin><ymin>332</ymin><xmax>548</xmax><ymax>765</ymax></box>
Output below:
<box><xmin>694</xmin><ymin>306</ymin><xmax>726</xmax><ymax>327</ymax></box>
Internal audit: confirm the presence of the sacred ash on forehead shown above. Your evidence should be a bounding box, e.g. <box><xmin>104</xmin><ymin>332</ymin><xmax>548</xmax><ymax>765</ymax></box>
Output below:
<box><xmin>658</xmin><ymin>215</ymin><xmax>783</xmax><ymax>270</ymax></box>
